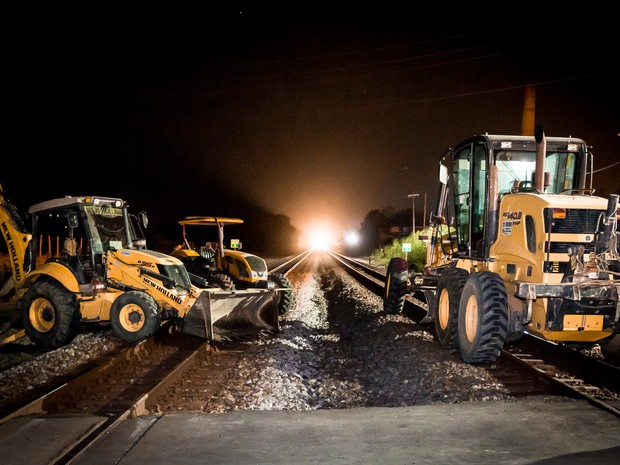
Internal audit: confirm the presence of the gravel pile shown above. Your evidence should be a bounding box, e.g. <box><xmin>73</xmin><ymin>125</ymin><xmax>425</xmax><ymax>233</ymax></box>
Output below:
<box><xmin>202</xmin><ymin>253</ymin><xmax>517</xmax><ymax>413</ymax></box>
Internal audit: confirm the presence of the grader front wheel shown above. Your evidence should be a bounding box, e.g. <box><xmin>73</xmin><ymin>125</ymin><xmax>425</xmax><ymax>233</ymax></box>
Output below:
<box><xmin>457</xmin><ymin>271</ymin><xmax>508</xmax><ymax>363</ymax></box>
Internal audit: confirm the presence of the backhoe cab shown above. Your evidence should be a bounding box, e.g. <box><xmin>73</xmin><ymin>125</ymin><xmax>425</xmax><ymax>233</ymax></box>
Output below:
<box><xmin>0</xmin><ymin>189</ymin><xmax>279</xmax><ymax>348</ymax></box>
<box><xmin>385</xmin><ymin>129</ymin><xmax>620</xmax><ymax>363</ymax></box>
<box><xmin>171</xmin><ymin>216</ymin><xmax>293</xmax><ymax>315</ymax></box>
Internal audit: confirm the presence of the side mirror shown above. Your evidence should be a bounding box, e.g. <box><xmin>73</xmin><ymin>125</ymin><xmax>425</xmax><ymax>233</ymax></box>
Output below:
<box><xmin>139</xmin><ymin>211</ymin><xmax>149</xmax><ymax>229</ymax></box>
<box><xmin>131</xmin><ymin>239</ymin><xmax>147</xmax><ymax>250</ymax></box>
<box><xmin>439</xmin><ymin>163</ymin><xmax>448</xmax><ymax>185</ymax></box>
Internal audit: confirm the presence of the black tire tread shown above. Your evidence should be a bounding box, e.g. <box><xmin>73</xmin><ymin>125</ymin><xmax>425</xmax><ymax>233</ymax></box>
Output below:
<box><xmin>110</xmin><ymin>291</ymin><xmax>161</xmax><ymax>344</ymax></box>
<box><xmin>21</xmin><ymin>279</ymin><xmax>81</xmax><ymax>348</ymax></box>
<box><xmin>458</xmin><ymin>271</ymin><xmax>509</xmax><ymax>363</ymax></box>
<box><xmin>269</xmin><ymin>272</ymin><xmax>293</xmax><ymax>315</ymax></box>
<box><xmin>212</xmin><ymin>273</ymin><xmax>235</xmax><ymax>291</ymax></box>
<box><xmin>434</xmin><ymin>268</ymin><xmax>468</xmax><ymax>347</ymax></box>
<box><xmin>384</xmin><ymin>258</ymin><xmax>408</xmax><ymax>315</ymax></box>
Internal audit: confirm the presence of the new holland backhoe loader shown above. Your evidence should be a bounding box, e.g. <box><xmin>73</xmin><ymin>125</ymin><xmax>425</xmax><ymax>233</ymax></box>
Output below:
<box><xmin>170</xmin><ymin>216</ymin><xmax>293</xmax><ymax>315</ymax></box>
<box><xmin>384</xmin><ymin>128</ymin><xmax>620</xmax><ymax>363</ymax></box>
<box><xmin>0</xmin><ymin>187</ymin><xmax>280</xmax><ymax>348</ymax></box>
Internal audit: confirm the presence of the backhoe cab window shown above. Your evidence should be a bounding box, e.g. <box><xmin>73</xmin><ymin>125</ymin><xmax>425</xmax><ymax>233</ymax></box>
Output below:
<box><xmin>33</xmin><ymin>209</ymin><xmax>88</xmax><ymax>260</ymax></box>
<box><xmin>84</xmin><ymin>205</ymin><xmax>126</xmax><ymax>253</ymax></box>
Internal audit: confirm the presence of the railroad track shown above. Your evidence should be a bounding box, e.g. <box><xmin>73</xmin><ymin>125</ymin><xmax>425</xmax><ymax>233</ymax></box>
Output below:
<box><xmin>1</xmin><ymin>248</ymin><xmax>618</xmax><ymax>464</ymax></box>
<box><xmin>0</xmin><ymin>329</ymin><xmax>275</xmax><ymax>465</ymax></box>
<box><xmin>0</xmin><ymin>250</ymin><xmax>312</xmax><ymax>465</ymax></box>
<box><xmin>327</xmin><ymin>250</ymin><xmax>429</xmax><ymax>322</ymax></box>
<box><xmin>326</xmin><ymin>249</ymin><xmax>620</xmax><ymax>417</ymax></box>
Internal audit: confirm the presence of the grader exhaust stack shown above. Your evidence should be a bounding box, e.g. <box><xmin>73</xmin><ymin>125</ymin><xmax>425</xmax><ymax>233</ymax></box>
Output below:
<box><xmin>534</xmin><ymin>125</ymin><xmax>546</xmax><ymax>193</ymax></box>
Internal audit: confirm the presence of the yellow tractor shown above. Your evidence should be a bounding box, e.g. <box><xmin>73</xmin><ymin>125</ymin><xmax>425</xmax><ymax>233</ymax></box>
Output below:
<box><xmin>170</xmin><ymin>216</ymin><xmax>293</xmax><ymax>315</ymax></box>
<box><xmin>0</xmin><ymin>188</ymin><xmax>280</xmax><ymax>347</ymax></box>
<box><xmin>384</xmin><ymin>128</ymin><xmax>620</xmax><ymax>363</ymax></box>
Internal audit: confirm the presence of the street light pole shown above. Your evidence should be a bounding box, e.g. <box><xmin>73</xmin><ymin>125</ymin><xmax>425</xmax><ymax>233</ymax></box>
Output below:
<box><xmin>408</xmin><ymin>193</ymin><xmax>420</xmax><ymax>236</ymax></box>
<box><xmin>423</xmin><ymin>193</ymin><xmax>427</xmax><ymax>230</ymax></box>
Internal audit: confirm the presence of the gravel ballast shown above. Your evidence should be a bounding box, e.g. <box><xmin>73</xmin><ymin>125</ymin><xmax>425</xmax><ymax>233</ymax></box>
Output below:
<box><xmin>0</xmin><ymin>252</ymin><xmax>589</xmax><ymax>412</ymax></box>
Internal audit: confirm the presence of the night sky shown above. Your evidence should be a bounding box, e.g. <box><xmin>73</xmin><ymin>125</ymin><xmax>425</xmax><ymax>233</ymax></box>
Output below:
<box><xmin>5</xmin><ymin>7</ymin><xmax>619</xmax><ymax>249</ymax></box>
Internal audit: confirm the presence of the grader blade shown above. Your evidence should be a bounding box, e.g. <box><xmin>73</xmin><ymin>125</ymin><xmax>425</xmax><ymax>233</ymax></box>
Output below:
<box><xmin>184</xmin><ymin>289</ymin><xmax>280</xmax><ymax>340</ymax></box>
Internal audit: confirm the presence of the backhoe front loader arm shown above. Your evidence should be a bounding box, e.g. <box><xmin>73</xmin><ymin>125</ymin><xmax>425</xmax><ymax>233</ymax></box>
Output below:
<box><xmin>0</xmin><ymin>184</ymin><xmax>33</xmax><ymax>291</ymax></box>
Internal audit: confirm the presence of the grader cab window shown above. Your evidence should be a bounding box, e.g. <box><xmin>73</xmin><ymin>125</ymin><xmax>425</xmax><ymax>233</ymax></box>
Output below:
<box><xmin>495</xmin><ymin>150</ymin><xmax>578</xmax><ymax>195</ymax></box>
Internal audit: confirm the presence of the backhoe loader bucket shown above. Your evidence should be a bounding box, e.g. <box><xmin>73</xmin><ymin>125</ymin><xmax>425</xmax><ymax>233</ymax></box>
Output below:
<box><xmin>183</xmin><ymin>288</ymin><xmax>280</xmax><ymax>341</ymax></box>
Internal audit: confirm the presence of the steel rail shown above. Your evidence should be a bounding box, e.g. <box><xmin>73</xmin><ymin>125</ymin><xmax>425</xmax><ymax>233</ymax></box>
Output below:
<box><xmin>0</xmin><ymin>251</ymin><xmax>314</xmax><ymax>464</ymax></box>
<box><xmin>325</xmin><ymin>249</ymin><xmax>620</xmax><ymax>418</ymax></box>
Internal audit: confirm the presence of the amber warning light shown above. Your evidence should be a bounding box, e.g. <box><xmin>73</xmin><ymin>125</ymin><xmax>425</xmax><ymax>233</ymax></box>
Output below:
<box><xmin>551</xmin><ymin>209</ymin><xmax>566</xmax><ymax>219</ymax></box>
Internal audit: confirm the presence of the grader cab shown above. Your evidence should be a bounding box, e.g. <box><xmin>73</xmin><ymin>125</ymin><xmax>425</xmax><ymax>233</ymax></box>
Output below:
<box><xmin>385</xmin><ymin>129</ymin><xmax>620</xmax><ymax>363</ymax></box>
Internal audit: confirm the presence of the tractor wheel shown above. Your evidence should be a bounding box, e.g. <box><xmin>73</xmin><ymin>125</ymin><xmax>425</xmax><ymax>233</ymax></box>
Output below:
<box><xmin>21</xmin><ymin>279</ymin><xmax>81</xmax><ymax>348</ymax></box>
<box><xmin>383</xmin><ymin>257</ymin><xmax>408</xmax><ymax>314</ymax></box>
<box><xmin>269</xmin><ymin>272</ymin><xmax>293</xmax><ymax>315</ymax></box>
<box><xmin>434</xmin><ymin>268</ymin><xmax>468</xmax><ymax>348</ymax></box>
<box><xmin>457</xmin><ymin>271</ymin><xmax>509</xmax><ymax>363</ymax></box>
<box><xmin>110</xmin><ymin>291</ymin><xmax>161</xmax><ymax>344</ymax></box>
<box><xmin>212</xmin><ymin>273</ymin><xmax>235</xmax><ymax>291</ymax></box>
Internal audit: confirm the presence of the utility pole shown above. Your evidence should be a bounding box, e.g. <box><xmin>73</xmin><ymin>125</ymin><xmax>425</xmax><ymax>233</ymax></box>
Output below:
<box><xmin>408</xmin><ymin>193</ymin><xmax>420</xmax><ymax>236</ymax></box>
<box><xmin>521</xmin><ymin>84</ymin><xmax>535</xmax><ymax>136</ymax></box>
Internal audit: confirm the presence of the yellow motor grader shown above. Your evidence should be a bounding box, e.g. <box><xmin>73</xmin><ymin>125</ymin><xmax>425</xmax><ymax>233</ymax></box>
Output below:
<box><xmin>384</xmin><ymin>128</ymin><xmax>620</xmax><ymax>363</ymax></box>
<box><xmin>170</xmin><ymin>216</ymin><xmax>293</xmax><ymax>315</ymax></box>
<box><xmin>0</xmin><ymin>187</ymin><xmax>279</xmax><ymax>348</ymax></box>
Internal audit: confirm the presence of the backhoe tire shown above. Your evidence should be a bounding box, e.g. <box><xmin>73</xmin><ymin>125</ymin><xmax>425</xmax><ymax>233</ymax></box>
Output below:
<box><xmin>211</xmin><ymin>273</ymin><xmax>235</xmax><ymax>291</ymax></box>
<box><xmin>21</xmin><ymin>279</ymin><xmax>81</xmax><ymax>348</ymax></box>
<box><xmin>457</xmin><ymin>271</ymin><xmax>508</xmax><ymax>364</ymax></box>
<box><xmin>384</xmin><ymin>257</ymin><xmax>408</xmax><ymax>315</ymax></box>
<box><xmin>434</xmin><ymin>268</ymin><xmax>468</xmax><ymax>348</ymax></box>
<box><xmin>269</xmin><ymin>272</ymin><xmax>293</xmax><ymax>315</ymax></box>
<box><xmin>110</xmin><ymin>291</ymin><xmax>161</xmax><ymax>344</ymax></box>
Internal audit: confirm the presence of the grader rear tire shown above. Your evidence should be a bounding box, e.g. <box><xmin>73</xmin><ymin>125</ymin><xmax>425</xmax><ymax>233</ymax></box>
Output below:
<box><xmin>457</xmin><ymin>271</ymin><xmax>508</xmax><ymax>363</ymax></box>
<box><xmin>434</xmin><ymin>268</ymin><xmax>468</xmax><ymax>348</ymax></box>
<box><xmin>384</xmin><ymin>258</ymin><xmax>408</xmax><ymax>315</ymax></box>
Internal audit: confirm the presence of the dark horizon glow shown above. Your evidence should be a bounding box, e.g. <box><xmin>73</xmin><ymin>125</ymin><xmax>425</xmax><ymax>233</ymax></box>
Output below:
<box><xmin>5</xmin><ymin>10</ymin><xmax>619</xmax><ymax>246</ymax></box>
